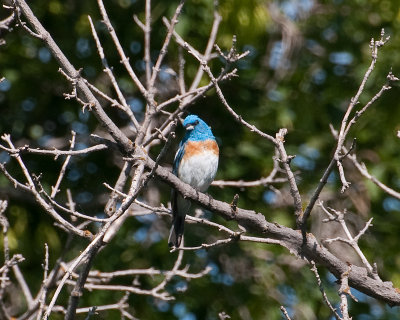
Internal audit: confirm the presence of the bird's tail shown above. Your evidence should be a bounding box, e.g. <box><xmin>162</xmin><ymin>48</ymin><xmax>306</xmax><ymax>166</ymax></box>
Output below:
<box><xmin>168</xmin><ymin>215</ymin><xmax>184</xmax><ymax>248</ymax></box>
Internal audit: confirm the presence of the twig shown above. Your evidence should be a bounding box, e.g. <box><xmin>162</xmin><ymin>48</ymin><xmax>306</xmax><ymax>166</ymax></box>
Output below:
<box><xmin>36</xmin><ymin>243</ymin><xmax>49</xmax><ymax>320</ymax></box>
<box><xmin>44</xmin><ymin>235</ymin><xmax>103</xmax><ymax>318</ymax></box>
<box><xmin>87</xmin><ymin>264</ymin><xmax>211</xmax><ymax>281</ymax></box>
<box><xmin>184</xmin><ymin>40</ymin><xmax>275</xmax><ymax>143</ymax></box>
<box><xmin>310</xmin><ymin>261</ymin><xmax>341</xmax><ymax>320</ymax></box>
<box><xmin>51</xmin><ymin>131</ymin><xmax>76</xmax><ymax>198</ymax></box>
<box><xmin>103</xmin><ymin>162</ymin><xmax>146</xmax><ymax>243</ymax></box>
<box><xmin>63</xmin><ymin>280</ymin><xmax>174</xmax><ymax>301</ymax></box>
<box><xmin>301</xmin><ymin>29</ymin><xmax>391</xmax><ymax>227</ymax></box>
<box><xmin>65</xmin><ymin>242</ymin><xmax>101</xmax><ymax>320</ymax></box>
<box><xmin>0</xmin><ymin>254</ymin><xmax>25</xmax><ymax>274</ymax></box>
<box><xmin>1</xmin><ymin>134</ymin><xmax>91</xmax><ymax>238</ymax></box>
<box><xmin>0</xmin><ymin>12</ymin><xmax>15</xmax><ymax>32</ymax></box>
<box><xmin>173</xmin><ymin>237</ymin><xmax>236</xmax><ymax>251</ymax></box>
<box><xmin>212</xmin><ymin>177</ymin><xmax>286</xmax><ymax>188</ymax></box>
<box><xmin>83</xmin><ymin>306</ymin><xmax>97</xmax><ymax>320</ymax></box>
<box><xmin>275</xmin><ymin>129</ymin><xmax>303</xmax><ymax>227</ymax></box>
<box><xmin>339</xmin><ymin>266</ymin><xmax>357</xmax><ymax>320</ymax></box>
<box><xmin>334</xmin><ymin>126</ymin><xmax>400</xmax><ymax>201</ymax></box>
<box><xmin>44</xmin><ymin>193</ymin><xmax>110</xmax><ymax>222</ymax></box>
<box><xmin>144</xmin><ymin>67</ymin><xmax>238</xmax><ymax>147</ymax></box>
<box><xmin>16</xmin><ymin>222</ymin><xmax>79</xmax><ymax>320</ymax></box>
<box><xmin>319</xmin><ymin>201</ymin><xmax>377</xmax><ymax>279</ymax></box>
<box><xmin>348</xmin><ymin>153</ymin><xmax>400</xmax><ymax>199</ymax></box>
<box><xmin>88</xmin><ymin>15</ymin><xmax>140</xmax><ymax>129</ymax></box>
<box><xmin>178</xmin><ymin>46</ymin><xmax>186</xmax><ymax>94</ymax></box>
<box><xmin>135</xmin><ymin>0</ymin><xmax>185</xmax><ymax>146</ymax></box>
<box><xmin>152</xmin><ymin>249</ymin><xmax>184</xmax><ymax>295</ymax></box>
<box><xmin>280</xmin><ymin>306</ymin><xmax>292</xmax><ymax>320</ymax></box>
<box><xmin>12</xmin><ymin>1</ymin><xmax>41</xmax><ymax>38</ymax></box>
<box><xmin>149</xmin><ymin>0</ymin><xmax>185</xmax><ymax>90</ymax></box>
<box><xmin>218</xmin><ymin>311</ymin><xmax>231</xmax><ymax>320</ymax></box>
<box><xmin>174</xmin><ymin>234</ymin><xmax>283</xmax><ymax>252</ymax></box>
<box><xmin>76</xmin><ymin>303</ymin><xmax>126</xmax><ymax>314</ymax></box>
<box><xmin>0</xmin><ymin>200</ymin><xmax>10</xmax><ymax>308</ymax></box>
<box><xmin>0</xmin><ymin>252</ymin><xmax>25</xmax><ymax>319</ymax></box>
<box><xmin>12</xmin><ymin>264</ymin><xmax>33</xmax><ymax>308</ymax></box>
<box><xmin>14</xmin><ymin>0</ymin><xmax>134</xmax><ymax>153</ymax></box>
<box><xmin>96</xmin><ymin>0</ymin><xmax>147</xmax><ymax>100</ymax></box>
<box><xmin>44</xmin><ymin>162</ymin><xmax>154</xmax><ymax>318</ymax></box>
<box><xmin>104</xmin><ymin>161</ymin><xmax>132</xmax><ymax>216</ymax></box>
<box><xmin>0</xmin><ymin>142</ymin><xmax>108</xmax><ymax>157</ymax></box>
<box><xmin>188</xmin><ymin>2</ymin><xmax>221</xmax><ymax>91</ymax></box>
<box><xmin>144</xmin><ymin>0</ymin><xmax>151</xmax><ymax>88</ymax></box>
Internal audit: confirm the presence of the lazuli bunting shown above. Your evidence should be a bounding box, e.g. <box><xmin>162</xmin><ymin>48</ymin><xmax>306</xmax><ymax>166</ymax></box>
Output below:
<box><xmin>168</xmin><ymin>115</ymin><xmax>219</xmax><ymax>247</ymax></box>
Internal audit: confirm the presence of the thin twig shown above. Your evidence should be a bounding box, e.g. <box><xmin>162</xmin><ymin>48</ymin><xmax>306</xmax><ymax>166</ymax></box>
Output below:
<box><xmin>280</xmin><ymin>306</ymin><xmax>292</xmax><ymax>320</ymax></box>
<box><xmin>2</xmin><ymin>134</ymin><xmax>90</xmax><ymax>238</ymax></box>
<box><xmin>188</xmin><ymin>2</ymin><xmax>221</xmax><ymax>91</ymax></box>
<box><xmin>149</xmin><ymin>0</ymin><xmax>185</xmax><ymax>89</ymax></box>
<box><xmin>310</xmin><ymin>261</ymin><xmax>341</xmax><ymax>320</ymax></box>
<box><xmin>65</xmin><ymin>242</ymin><xmax>101</xmax><ymax>320</ymax></box>
<box><xmin>36</xmin><ymin>243</ymin><xmax>49</xmax><ymax>320</ymax></box>
<box><xmin>96</xmin><ymin>0</ymin><xmax>148</xmax><ymax>100</ymax></box>
<box><xmin>14</xmin><ymin>0</ymin><xmax>134</xmax><ymax>153</ymax></box>
<box><xmin>12</xmin><ymin>264</ymin><xmax>33</xmax><ymax>308</ymax></box>
<box><xmin>88</xmin><ymin>15</ymin><xmax>140</xmax><ymax>129</ymax></box>
<box><xmin>144</xmin><ymin>0</ymin><xmax>151</xmax><ymax>88</ymax></box>
<box><xmin>275</xmin><ymin>129</ymin><xmax>303</xmax><ymax>227</ymax></box>
<box><xmin>51</xmin><ymin>131</ymin><xmax>76</xmax><ymax>198</ymax></box>
<box><xmin>339</xmin><ymin>266</ymin><xmax>357</xmax><ymax>320</ymax></box>
<box><xmin>0</xmin><ymin>142</ymin><xmax>108</xmax><ymax>157</ymax></box>
<box><xmin>319</xmin><ymin>201</ymin><xmax>377</xmax><ymax>279</ymax></box>
<box><xmin>302</xmin><ymin>29</ymin><xmax>391</xmax><ymax>227</ymax></box>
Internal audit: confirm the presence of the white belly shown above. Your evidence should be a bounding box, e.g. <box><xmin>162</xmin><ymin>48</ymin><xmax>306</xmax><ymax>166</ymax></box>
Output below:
<box><xmin>177</xmin><ymin>151</ymin><xmax>218</xmax><ymax>192</ymax></box>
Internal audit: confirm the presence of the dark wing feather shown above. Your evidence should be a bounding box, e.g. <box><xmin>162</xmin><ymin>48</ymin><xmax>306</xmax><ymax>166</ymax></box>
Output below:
<box><xmin>173</xmin><ymin>140</ymin><xmax>186</xmax><ymax>175</ymax></box>
<box><xmin>168</xmin><ymin>142</ymin><xmax>186</xmax><ymax>247</ymax></box>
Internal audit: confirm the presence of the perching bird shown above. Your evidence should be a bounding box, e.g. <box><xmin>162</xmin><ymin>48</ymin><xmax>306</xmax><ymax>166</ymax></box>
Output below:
<box><xmin>168</xmin><ymin>115</ymin><xmax>219</xmax><ymax>247</ymax></box>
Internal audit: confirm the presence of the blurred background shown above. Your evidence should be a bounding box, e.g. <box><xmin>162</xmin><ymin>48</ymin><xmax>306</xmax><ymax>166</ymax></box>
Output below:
<box><xmin>1</xmin><ymin>0</ymin><xmax>400</xmax><ymax>319</ymax></box>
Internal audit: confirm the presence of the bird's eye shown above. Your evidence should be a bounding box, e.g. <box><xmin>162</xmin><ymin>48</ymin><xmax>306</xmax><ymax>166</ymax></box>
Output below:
<box><xmin>194</xmin><ymin>120</ymin><xmax>199</xmax><ymax>125</ymax></box>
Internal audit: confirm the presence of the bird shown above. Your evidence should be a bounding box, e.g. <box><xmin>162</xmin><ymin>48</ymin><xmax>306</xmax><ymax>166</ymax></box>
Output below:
<box><xmin>168</xmin><ymin>115</ymin><xmax>219</xmax><ymax>248</ymax></box>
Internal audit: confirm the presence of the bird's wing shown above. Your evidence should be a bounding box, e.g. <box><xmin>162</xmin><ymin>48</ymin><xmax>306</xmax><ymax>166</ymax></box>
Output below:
<box><xmin>169</xmin><ymin>142</ymin><xmax>186</xmax><ymax>247</ymax></box>
<box><xmin>171</xmin><ymin>140</ymin><xmax>185</xmax><ymax>216</ymax></box>
<box><xmin>172</xmin><ymin>140</ymin><xmax>186</xmax><ymax>175</ymax></box>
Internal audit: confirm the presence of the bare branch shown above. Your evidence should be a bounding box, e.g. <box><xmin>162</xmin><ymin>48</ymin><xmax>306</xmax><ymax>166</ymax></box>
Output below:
<box><xmin>275</xmin><ymin>129</ymin><xmax>303</xmax><ymax>227</ymax></box>
<box><xmin>96</xmin><ymin>0</ymin><xmax>148</xmax><ymax>100</ymax></box>
<box><xmin>302</xmin><ymin>29</ymin><xmax>392</xmax><ymax>227</ymax></box>
<box><xmin>149</xmin><ymin>0</ymin><xmax>185</xmax><ymax>90</ymax></box>
<box><xmin>212</xmin><ymin>176</ymin><xmax>286</xmax><ymax>188</ymax></box>
<box><xmin>147</xmin><ymin>157</ymin><xmax>400</xmax><ymax>305</ymax></box>
<box><xmin>280</xmin><ymin>306</ymin><xmax>292</xmax><ymax>320</ymax></box>
<box><xmin>348</xmin><ymin>154</ymin><xmax>400</xmax><ymax>199</ymax></box>
<box><xmin>310</xmin><ymin>261</ymin><xmax>341</xmax><ymax>320</ymax></box>
<box><xmin>184</xmin><ymin>40</ymin><xmax>275</xmax><ymax>143</ymax></box>
<box><xmin>2</xmin><ymin>135</ymin><xmax>90</xmax><ymax>238</ymax></box>
<box><xmin>144</xmin><ymin>0</ymin><xmax>151</xmax><ymax>87</ymax></box>
<box><xmin>36</xmin><ymin>243</ymin><xmax>49</xmax><ymax>320</ymax></box>
<box><xmin>188</xmin><ymin>2</ymin><xmax>222</xmax><ymax>91</ymax></box>
<box><xmin>65</xmin><ymin>241</ymin><xmax>101</xmax><ymax>320</ymax></box>
<box><xmin>51</xmin><ymin>131</ymin><xmax>76</xmax><ymax>198</ymax></box>
<box><xmin>88</xmin><ymin>15</ymin><xmax>140</xmax><ymax>129</ymax></box>
<box><xmin>0</xmin><ymin>142</ymin><xmax>108</xmax><ymax>157</ymax></box>
<box><xmin>104</xmin><ymin>161</ymin><xmax>133</xmax><ymax>216</ymax></box>
<box><xmin>339</xmin><ymin>266</ymin><xmax>357</xmax><ymax>320</ymax></box>
<box><xmin>14</xmin><ymin>0</ymin><xmax>134</xmax><ymax>153</ymax></box>
<box><xmin>319</xmin><ymin>201</ymin><xmax>377</xmax><ymax>279</ymax></box>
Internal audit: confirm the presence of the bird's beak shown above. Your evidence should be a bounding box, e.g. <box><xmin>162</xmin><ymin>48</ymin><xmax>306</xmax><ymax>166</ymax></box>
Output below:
<box><xmin>185</xmin><ymin>124</ymin><xmax>195</xmax><ymax>131</ymax></box>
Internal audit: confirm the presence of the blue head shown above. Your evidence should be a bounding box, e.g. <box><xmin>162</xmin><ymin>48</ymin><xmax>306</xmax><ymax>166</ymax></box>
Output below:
<box><xmin>182</xmin><ymin>115</ymin><xmax>215</xmax><ymax>142</ymax></box>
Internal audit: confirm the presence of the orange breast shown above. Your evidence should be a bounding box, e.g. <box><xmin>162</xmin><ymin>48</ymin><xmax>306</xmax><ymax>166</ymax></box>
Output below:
<box><xmin>183</xmin><ymin>140</ymin><xmax>219</xmax><ymax>160</ymax></box>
